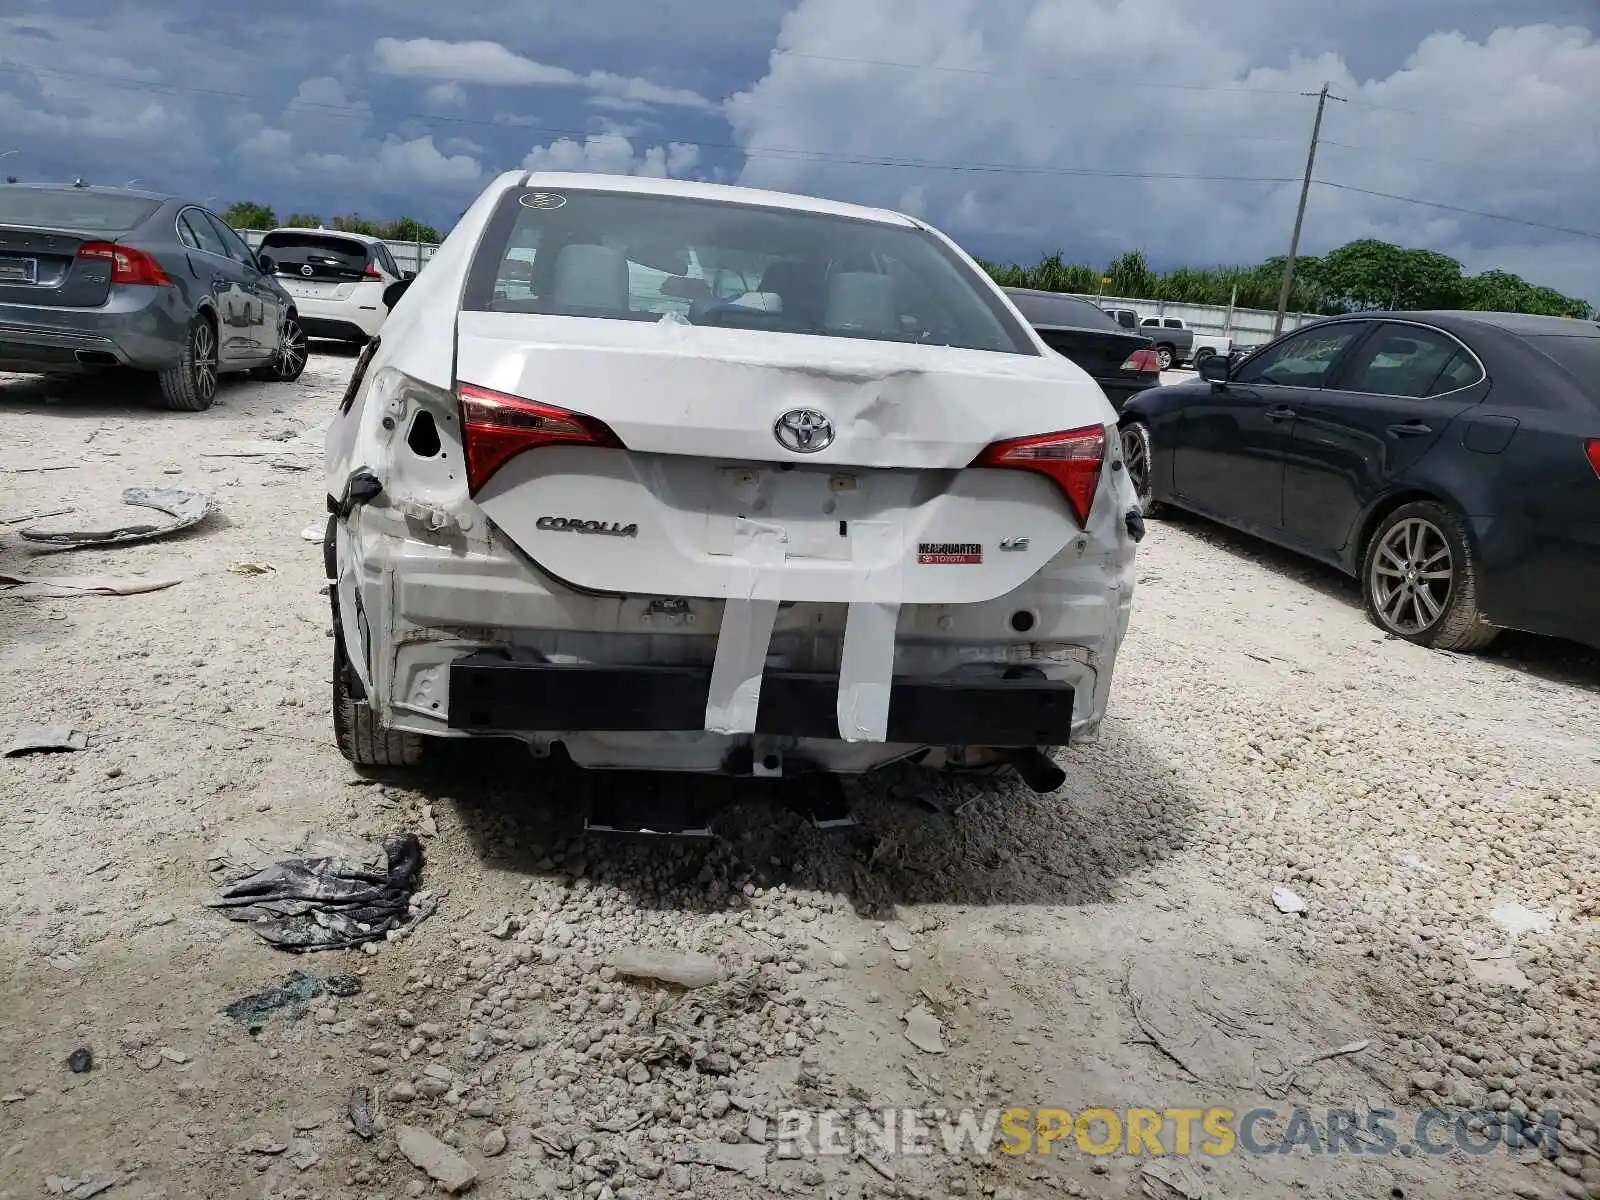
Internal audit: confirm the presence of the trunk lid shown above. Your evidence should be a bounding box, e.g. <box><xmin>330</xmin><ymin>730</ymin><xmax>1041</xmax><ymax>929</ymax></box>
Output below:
<box><xmin>1033</xmin><ymin>326</ymin><xmax>1153</xmax><ymax>378</ymax></box>
<box><xmin>0</xmin><ymin>227</ymin><xmax>114</xmax><ymax>308</ymax></box>
<box><xmin>456</xmin><ymin>312</ymin><xmax>1117</xmax><ymax>604</ymax></box>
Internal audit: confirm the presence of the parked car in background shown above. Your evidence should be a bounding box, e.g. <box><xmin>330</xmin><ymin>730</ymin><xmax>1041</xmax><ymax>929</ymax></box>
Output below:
<box><xmin>1005</xmin><ymin>287</ymin><xmax>1161</xmax><ymax>411</ymax></box>
<box><xmin>325</xmin><ymin>170</ymin><xmax>1139</xmax><ymax>810</ymax></box>
<box><xmin>1120</xmin><ymin>310</ymin><xmax>1600</xmax><ymax>651</ymax></box>
<box><xmin>257</xmin><ymin>227</ymin><xmax>409</xmax><ymax>345</ymax></box>
<box><xmin>0</xmin><ymin>184</ymin><xmax>306</xmax><ymax>409</ymax></box>
<box><xmin>1101</xmin><ymin>308</ymin><xmax>1231</xmax><ymax>370</ymax></box>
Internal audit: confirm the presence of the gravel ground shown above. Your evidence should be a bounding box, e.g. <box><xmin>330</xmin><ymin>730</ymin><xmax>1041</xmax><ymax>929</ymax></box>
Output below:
<box><xmin>0</xmin><ymin>353</ymin><xmax>1596</xmax><ymax>1200</ymax></box>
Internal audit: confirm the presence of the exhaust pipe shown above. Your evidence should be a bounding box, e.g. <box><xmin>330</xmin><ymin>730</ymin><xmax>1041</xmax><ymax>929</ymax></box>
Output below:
<box><xmin>1006</xmin><ymin>748</ymin><xmax>1066</xmax><ymax>794</ymax></box>
<box><xmin>75</xmin><ymin>349</ymin><xmax>118</xmax><ymax>367</ymax></box>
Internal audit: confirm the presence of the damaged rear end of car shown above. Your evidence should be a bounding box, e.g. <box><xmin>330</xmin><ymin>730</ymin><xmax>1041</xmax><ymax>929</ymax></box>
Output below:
<box><xmin>325</xmin><ymin>173</ymin><xmax>1140</xmax><ymax>794</ymax></box>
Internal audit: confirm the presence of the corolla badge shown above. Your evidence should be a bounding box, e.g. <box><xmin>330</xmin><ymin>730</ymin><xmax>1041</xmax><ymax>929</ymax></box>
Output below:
<box><xmin>773</xmin><ymin>409</ymin><xmax>835</xmax><ymax>454</ymax></box>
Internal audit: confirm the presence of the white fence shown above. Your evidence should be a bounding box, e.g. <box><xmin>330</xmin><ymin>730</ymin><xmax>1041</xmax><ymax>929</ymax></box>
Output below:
<box><xmin>231</xmin><ymin>228</ymin><xmax>1317</xmax><ymax>346</ymax></box>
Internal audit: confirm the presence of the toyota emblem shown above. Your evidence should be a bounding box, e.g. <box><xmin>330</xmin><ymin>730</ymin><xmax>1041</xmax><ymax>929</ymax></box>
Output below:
<box><xmin>773</xmin><ymin>409</ymin><xmax>835</xmax><ymax>454</ymax></box>
<box><xmin>300</xmin><ymin>264</ymin><xmax>314</xmax><ymax>276</ymax></box>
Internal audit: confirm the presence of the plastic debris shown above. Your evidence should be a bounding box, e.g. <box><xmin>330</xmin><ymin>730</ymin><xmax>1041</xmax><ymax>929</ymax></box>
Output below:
<box><xmin>902</xmin><ymin>1005</ymin><xmax>947</xmax><ymax>1054</ymax></box>
<box><xmin>207</xmin><ymin>832</ymin><xmax>424</xmax><ymax>951</ymax></box>
<box><xmin>221</xmin><ymin>969</ymin><xmax>362</xmax><ymax>1032</ymax></box>
<box><xmin>1490</xmin><ymin>900</ymin><xmax>1553</xmax><ymax>938</ymax></box>
<box><xmin>347</xmin><ymin>1086</ymin><xmax>375</xmax><ymax>1140</ymax></box>
<box><xmin>1271</xmin><ymin>885</ymin><xmax>1308</xmax><ymax>915</ymax></box>
<box><xmin>300</xmin><ymin>523</ymin><xmax>323</xmax><ymax>542</ymax></box>
<box><xmin>0</xmin><ymin>572</ymin><xmax>182</xmax><ymax>599</ymax></box>
<box><xmin>20</xmin><ymin>486</ymin><xmax>209</xmax><ymax>551</ymax></box>
<box><xmin>5</xmin><ymin>727</ymin><xmax>87</xmax><ymax>756</ymax></box>
<box><xmin>612</xmin><ymin>949</ymin><xmax>722</xmax><ymax>989</ymax></box>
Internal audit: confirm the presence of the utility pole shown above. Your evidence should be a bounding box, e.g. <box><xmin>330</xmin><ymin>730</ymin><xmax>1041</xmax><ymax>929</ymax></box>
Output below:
<box><xmin>1273</xmin><ymin>82</ymin><xmax>1345</xmax><ymax>337</ymax></box>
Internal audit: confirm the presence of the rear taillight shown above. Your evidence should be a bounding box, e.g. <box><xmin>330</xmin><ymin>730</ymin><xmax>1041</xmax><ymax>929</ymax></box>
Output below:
<box><xmin>364</xmin><ymin>263</ymin><xmax>382</xmax><ymax>280</ymax></box>
<box><xmin>1121</xmin><ymin>348</ymin><xmax>1161</xmax><ymax>373</ymax></box>
<box><xmin>972</xmin><ymin>425</ymin><xmax>1106</xmax><ymax>528</ymax></box>
<box><xmin>457</xmin><ymin>382</ymin><xmax>622</xmax><ymax>495</ymax></box>
<box><xmin>1587</xmin><ymin>439</ymin><xmax>1600</xmax><ymax>479</ymax></box>
<box><xmin>77</xmin><ymin>242</ymin><xmax>171</xmax><ymax>286</ymax></box>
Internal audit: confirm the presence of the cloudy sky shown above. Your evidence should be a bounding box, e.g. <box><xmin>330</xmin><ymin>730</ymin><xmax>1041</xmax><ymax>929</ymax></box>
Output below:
<box><xmin>3</xmin><ymin>0</ymin><xmax>1597</xmax><ymax>302</ymax></box>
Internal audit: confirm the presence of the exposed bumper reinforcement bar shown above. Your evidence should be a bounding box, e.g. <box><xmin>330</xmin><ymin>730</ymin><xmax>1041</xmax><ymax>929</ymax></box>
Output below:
<box><xmin>446</xmin><ymin>654</ymin><xmax>1075</xmax><ymax>747</ymax></box>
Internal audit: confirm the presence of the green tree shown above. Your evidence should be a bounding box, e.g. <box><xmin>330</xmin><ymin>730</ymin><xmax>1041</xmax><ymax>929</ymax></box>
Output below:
<box><xmin>377</xmin><ymin>215</ymin><xmax>443</xmax><ymax>243</ymax></box>
<box><xmin>330</xmin><ymin>213</ymin><xmax>380</xmax><ymax>236</ymax></box>
<box><xmin>285</xmin><ymin>212</ymin><xmax>322</xmax><ymax>228</ymax></box>
<box><xmin>220</xmin><ymin>201</ymin><xmax>276</xmax><ymax>230</ymax></box>
<box><xmin>1316</xmin><ymin>240</ymin><xmax>1464</xmax><ymax>310</ymax></box>
<box><xmin>1106</xmin><ymin>249</ymin><xmax>1156</xmax><ymax>298</ymax></box>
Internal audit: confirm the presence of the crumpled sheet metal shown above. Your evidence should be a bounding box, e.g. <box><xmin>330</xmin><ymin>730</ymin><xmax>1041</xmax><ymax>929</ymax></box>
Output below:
<box><xmin>207</xmin><ymin>832</ymin><xmax>423</xmax><ymax>951</ymax></box>
<box><xmin>20</xmin><ymin>487</ymin><xmax>210</xmax><ymax>551</ymax></box>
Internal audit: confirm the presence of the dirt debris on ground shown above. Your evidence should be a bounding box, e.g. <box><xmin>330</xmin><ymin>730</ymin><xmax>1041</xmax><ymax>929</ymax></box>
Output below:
<box><xmin>0</xmin><ymin>356</ymin><xmax>1597</xmax><ymax>1200</ymax></box>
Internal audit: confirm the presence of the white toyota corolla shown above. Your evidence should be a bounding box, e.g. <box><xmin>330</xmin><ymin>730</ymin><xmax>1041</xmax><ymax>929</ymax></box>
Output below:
<box><xmin>324</xmin><ymin>171</ymin><xmax>1142</xmax><ymax>804</ymax></box>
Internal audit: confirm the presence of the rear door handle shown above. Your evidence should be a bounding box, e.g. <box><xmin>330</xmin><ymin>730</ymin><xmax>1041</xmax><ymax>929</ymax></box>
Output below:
<box><xmin>1387</xmin><ymin>421</ymin><xmax>1433</xmax><ymax>438</ymax></box>
<box><xmin>1264</xmin><ymin>406</ymin><xmax>1296</xmax><ymax>422</ymax></box>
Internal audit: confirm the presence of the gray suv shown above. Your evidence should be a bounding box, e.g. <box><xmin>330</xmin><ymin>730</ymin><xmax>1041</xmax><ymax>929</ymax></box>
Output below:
<box><xmin>0</xmin><ymin>184</ymin><xmax>307</xmax><ymax>410</ymax></box>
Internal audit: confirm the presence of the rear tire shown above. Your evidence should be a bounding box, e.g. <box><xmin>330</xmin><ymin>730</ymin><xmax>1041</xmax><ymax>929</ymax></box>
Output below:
<box><xmin>1155</xmin><ymin>344</ymin><xmax>1175</xmax><ymax>372</ymax></box>
<box><xmin>158</xmin><ymin>315</ymin><xmax>219</xmax><ymax>412</ymax></box>
<box><xmin>332</xmin><ymin>620</ymin><xmax>423</xmax><ymax>768</ymax></box>
<box><xmin>1193</xmin><ymin>347</ymin><xmax>1215</xmax><ymax>367</ymax></box>
<box><xmin>1120</xmin><ymin>420</ymin><xmax>1165</xmax><ymax>517</ymax></box>
<box><xmin>1361</xmin><ymin>501</ymin><xmax>1499</xmax><ymax>652</ymax></box>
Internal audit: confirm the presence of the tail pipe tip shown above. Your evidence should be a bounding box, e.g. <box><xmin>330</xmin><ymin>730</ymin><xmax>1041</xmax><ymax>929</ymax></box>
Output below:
<box><xmin>1006</xmin><ymin>748</ymin><xmax>1067</xmax><ymax>794</ymax></box>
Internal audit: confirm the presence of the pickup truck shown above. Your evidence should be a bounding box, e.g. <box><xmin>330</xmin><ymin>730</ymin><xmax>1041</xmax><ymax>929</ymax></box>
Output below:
<box><xmin>1101</xmin><ymin>308</ymin><xmax>1231</xmax><ymax>370</ymax></box>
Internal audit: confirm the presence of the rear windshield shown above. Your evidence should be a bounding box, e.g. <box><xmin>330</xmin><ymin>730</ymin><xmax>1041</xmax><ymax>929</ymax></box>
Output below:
<box><xmin>1526</xmin><ymin>334</ymin><xmax>1600</xmax><ymax>399</ymax></box>
<box><xmin>0</xmin><ymin>190</ymin><xmax>160</xmax><ymax>233</ymax></box>
<box><xmin>1005</xmin><ymin>290</ymin><xmax>1123</xmax><ymax>332</ymax></box>
<box><xmin>259</xmin><ymin>231</ymin><xmax>372</xmax><ymax>280</ymax></box>
<box><xmin>463</xmin><ymin>188</ymin><xmax>1035</xmax><ymax>355</ymax></box>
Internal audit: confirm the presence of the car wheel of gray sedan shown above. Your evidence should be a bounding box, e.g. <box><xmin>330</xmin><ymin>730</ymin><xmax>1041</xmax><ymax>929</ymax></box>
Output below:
<box><xmin>1119</xmin><ymin>420</ymin><xmax>1164</xmax><ymax>516</ymax></box>
<box><xmin>332</xmin><ymin>618</ymin><xmax>423</xmax><ymax>768</ymax></box>
<box><xmin>1361</xmin><ymin>500</ymin><xmax>1499</xmax><ymax>652</ymax></box>
<box><xmin>158</xmin><ymin>315</ymin><xmax>219</xmax><ymax>412</ymax></box>
<box><xmin>1155</xmin><ymin>344</ymin><xmax>1175</xmax><ymax>371</ymax></box>
<box><xmin>253</xmin><ymin>314</ymin><xmax>307</xmax><ymax>382</ymax></box>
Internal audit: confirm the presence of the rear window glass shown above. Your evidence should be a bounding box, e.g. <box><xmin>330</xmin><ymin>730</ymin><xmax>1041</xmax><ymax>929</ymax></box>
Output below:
<box><xmin>1526</xmin><ymin>334</ymin><xmax>1600</xmax><ymax>398</ymax></box>
<box><xmin>463</xmin><ymin>189</ymin><xmax>1035</xmax><ymax>355</ymax></box>
<box><xmin>0</xmin><ymin>190</ymin><xmax>160</xmax><ymax>232</ymax></box>
<box><xmin>259</xmin><ymin>232</ymin><xmax>371</xmax><ymax>280</ymax></box>
<box><xmin>1005</xmin><ymin>290</ymin><xmax>1122</xmax><ymax>332</ymax></box>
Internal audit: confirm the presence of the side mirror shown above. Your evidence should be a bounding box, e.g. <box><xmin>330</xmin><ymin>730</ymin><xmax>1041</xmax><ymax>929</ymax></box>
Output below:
<box><xmin>402</xmin><ymin>269</ymin><xmax>417</xmax><ymax>280</ymax></box>
<box><xmin>383</xmin><ymin>278</ymin><xmax>413</xmax><ymax>309</ymax></box>
<box><xmin>256</xmin><ymin>253</ymin><xmax>276</xmax><ymax>274</ymax></box>
<box><xmin>1199</xmin><ymin>355</ymin><xmax>1231</xmax><ymax>384</ymax></box>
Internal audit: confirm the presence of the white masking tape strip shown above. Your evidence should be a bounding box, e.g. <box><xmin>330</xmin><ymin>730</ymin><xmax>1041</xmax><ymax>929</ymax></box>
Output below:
<box><xmin>837</xmin><ymin>600</ymin><xmax>899</xmax><ymax>742</ymax></box>
<box><xmin>704</xmin><ymin>519</ymin><xmax>786</xmax><ymax>735</ymax></box>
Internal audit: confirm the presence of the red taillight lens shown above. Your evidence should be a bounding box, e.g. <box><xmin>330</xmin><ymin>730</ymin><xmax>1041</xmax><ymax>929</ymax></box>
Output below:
<box><xmin>972</xmin><ymin>425</ymin><xmax>1107</xmax><ymax>527</ymax></box>
<box><xmin>457</xmin><ymin>382</ymin><xmax>622</xmax><ymax>495</ymax></box>
<box><xmin>1121</xmin><ymin>348</ymin><xmax>1161</xmax><ymax>373</ymax></box>
<box><xmin>78</xmin><ymin>242</ymin><xmax>171</xmax><ymax>286</ymax></box>
<box><xmin>1587</xmin><ymin>439</ymin><xmax>1600</xmax><ymax>479</ymax></box>
<box><xmin>364</xmin><ymin>262</ymin><xmax>382</xmax><ymax>280</ymax></box>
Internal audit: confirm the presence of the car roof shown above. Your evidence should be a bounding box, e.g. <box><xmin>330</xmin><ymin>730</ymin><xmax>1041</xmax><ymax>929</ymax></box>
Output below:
<box><xmin>514</xmin><ymin>171</ymin><xmax>919</xmax><ymax>228</ymax></box>
<box><xmin>1322</xmin><ymin>310</ymin><xmax>1600</xmax><ymax>338</ymax></box>
<box><xmin>263</xmin><ymin>227</ymin><xmax>385</xmax><ymax>244</ymax></box>
<box><xmin>6</xmin><ymin>182</ymin><xmax>176</xmax><ymax>203</ymax></box>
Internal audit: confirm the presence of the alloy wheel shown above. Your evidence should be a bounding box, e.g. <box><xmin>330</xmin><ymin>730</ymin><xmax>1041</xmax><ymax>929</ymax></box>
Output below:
<box><xmin>192</xmin><ymin>321</ymin><xmax>218</xmax><ymax>399</ymax></box>
<box><xmin>1120</xmin><ymin>424</ymin><xmax>1151</xmax><ymax>499</ymax></box>
<box><xmin>277</xmin><ymin>317</ymin><xmax>307</xmax><ymax>379</ymax></box>
<box><xmin>1369</xmin><ymin>516</ymin><xmax>1454</xmax><ymax>634</ymax></box>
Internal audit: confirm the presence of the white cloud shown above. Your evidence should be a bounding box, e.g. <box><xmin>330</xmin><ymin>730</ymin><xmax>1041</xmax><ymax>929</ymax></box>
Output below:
<box><xmin>522</xmin><ymin>133</ymin><xmax>703</xmax><ymax>179</ymax></box>
<box><xmin>726</xmin><ymin>1</ymin><xmax>1600</xmax><ymax>301</ymax></box>
<box><xmin>425</xmin><ymin>82</ymin><xmax>466</xmax><ymax>108</ymax></box>
<box><xmin>372</xmin><ymin>37</ymin><xmax>715</xmax><ymax>111</ymax></box>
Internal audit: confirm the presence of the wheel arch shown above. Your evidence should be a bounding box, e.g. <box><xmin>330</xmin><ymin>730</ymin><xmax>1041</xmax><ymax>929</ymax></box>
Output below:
<box><xmin>1350</xmin><ymin>486</ymin><xmax>1478</xmax><ymax>574</ymax></box>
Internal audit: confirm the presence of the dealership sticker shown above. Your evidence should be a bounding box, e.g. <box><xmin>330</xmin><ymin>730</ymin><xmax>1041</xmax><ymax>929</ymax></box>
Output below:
<box><xmin>918</xmin><ymin>542</ymin><xmax>982</xmax><ymax>565</ymax></box>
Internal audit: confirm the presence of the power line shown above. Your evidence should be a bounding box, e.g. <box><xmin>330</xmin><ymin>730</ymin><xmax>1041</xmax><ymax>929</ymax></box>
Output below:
<box><xmin>1313</xmin><ymin>181</ymin><xmax>1600</xmax><ymax>241</ymax></box>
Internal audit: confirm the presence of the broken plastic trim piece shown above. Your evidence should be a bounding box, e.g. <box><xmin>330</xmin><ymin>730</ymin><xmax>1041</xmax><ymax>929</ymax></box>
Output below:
<box><xmin>329</xmin><ymin>469</ymin><xmax>383</xmax><ymax>520</ymax></box>
<box><xmin>19</xmin><ymin>486</ymin><xmax>209</xmax><ymax>552</ymax></box>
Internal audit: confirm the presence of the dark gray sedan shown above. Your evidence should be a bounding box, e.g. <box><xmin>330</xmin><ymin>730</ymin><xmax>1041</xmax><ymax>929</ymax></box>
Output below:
<box><xmin>0</xmin><ymin>184</ymin><xmax>307</xmax><ymax>410</ymax></box>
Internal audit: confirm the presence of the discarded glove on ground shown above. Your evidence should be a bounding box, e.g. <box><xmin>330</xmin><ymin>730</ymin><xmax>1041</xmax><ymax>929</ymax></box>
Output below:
<box><xmin>207</xmin><ymin>832</ymin><xmax>423</xmax><ymax>951</ymax></box>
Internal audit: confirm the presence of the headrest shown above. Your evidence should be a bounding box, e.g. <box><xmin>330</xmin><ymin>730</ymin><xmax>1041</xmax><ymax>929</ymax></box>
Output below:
<box><xmin>552</xmin><ymin>243</ymin><xmax>628</xmax><ymax>311</ymax></box>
